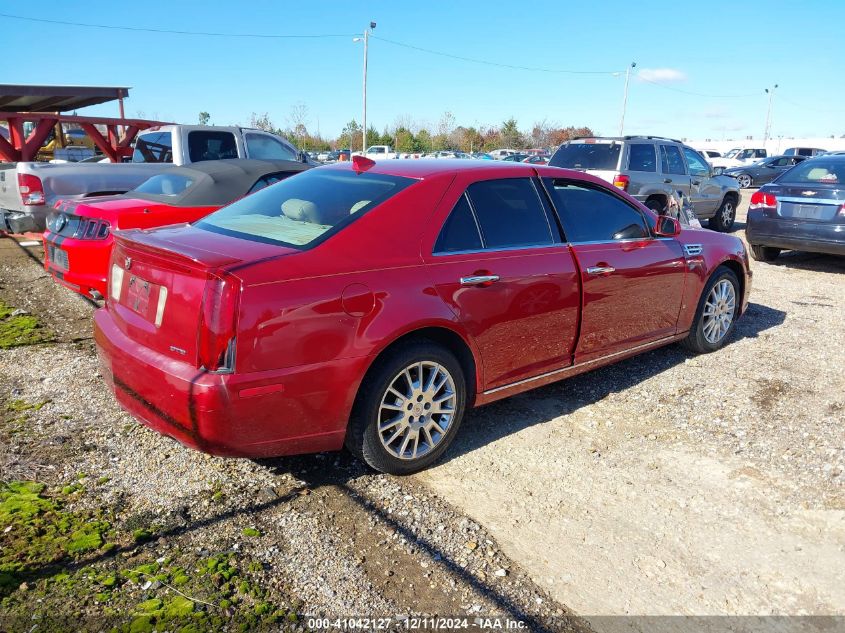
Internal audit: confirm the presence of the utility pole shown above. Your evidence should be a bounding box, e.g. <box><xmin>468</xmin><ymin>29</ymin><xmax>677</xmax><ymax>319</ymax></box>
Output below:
<box><xmin>619</xmin><ymin>62</ymin><xmax>636</xmax><ymax>136</ymax></box>
<box><xmin>763</xmin><ymin>84</ymin><xmax>778</xmax><ymax>142</ymax></box>
<box><xmin>354</xmin><ymin>22</ymin><xmax>376</xmax><ymax>154</ymax></box>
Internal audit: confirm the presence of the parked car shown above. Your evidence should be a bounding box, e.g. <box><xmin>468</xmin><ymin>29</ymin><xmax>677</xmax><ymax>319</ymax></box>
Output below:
<box><xmin>471</xmin><ymin>152</ymin><xmax>494</xmax><ymax>160</ymax></box>
<box><xmin>326</xmin><ymin>149</ymin><xmax>351</xmax><ymax>163</ymax></box>
<box><xmin>783</xmin><ymin>147</ymin><xmax>826</xmax><ymax>157</ymax></box>
<box><xmin>710</xmin><ymin>148</ymin><xmax>768</xmax><ymax>171</ymax></box>
<box><xmin>1</xmin><ymin>125</ymin><xmax>306</xmax><ymax>233</ymax></box>
<box><xmin>698</xmin><ymin>150</ymin><xmax>722</xmax><ymax>159</ymax></box>
<box><xmin>722</xmin><ymin>155</ymin><xmax>808</xmax><ymax>188</ymax></box>
<box><xmin>359</xmin><ymin>145</ymin><xmax>398</xmax><ymax>160</ymax></box>
<box><xmin>549</xmin><ymin>136</ymin><xmax>742</xmax><ymax>231</ymax></box>
<box><xmin>488</xmin><ymin>149</ymin><xmax>520</xmax><ymax>160</ymax></box>
<box><xmin>43</xmin><ymin>159</ymin><xmax>310</xmax><ymax>300</ymax></box>
<box><xmin>94</xmin><ymin>158</ymin><xmax>751</xmax><ymax>474</ymax></box>
<box><xmin>501</xmin><ymin>153</ymin><xmax>530</xmax><ymax>162</ymax></box>
<box><xmin>523</xmin><ymin>155</ymin><xmax>549</xmax><ymax>165</ymax></box>
<box><xmin>745</xmin><ymin>154</ymin><xmax>845</xmax><ymax>261</ymax></box>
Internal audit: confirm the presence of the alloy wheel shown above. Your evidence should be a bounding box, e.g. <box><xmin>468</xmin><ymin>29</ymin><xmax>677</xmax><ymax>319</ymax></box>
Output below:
<box><xmin>737</xmin><ymin>175</ymin><xmax>752</xmax><ymax>188</ymax></box>
<box><xmin>377</xmin><ymin>361</ymin><xmax>457</xmax><ymax>460</ymax></box>
<box><xmin>702</xmin><ymin>279</ymin><xmax>736</xmax><ymax>344</ymax></box>
<box><xmin>720</xmin><ymin>201</ymin><xmax>735</xmax><ymax>227</ymax></box>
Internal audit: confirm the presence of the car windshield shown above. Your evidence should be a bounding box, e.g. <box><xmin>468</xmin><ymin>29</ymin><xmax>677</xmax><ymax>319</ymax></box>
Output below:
<box><xmin>551</xmin><ymin>143</ymin><xmax>621</xmax><ymax>170</ymax></box>
<box><xmin>197</xmin><ymin>169</ymin><xmax>415</xmax><ymax>248</ymax></box>
<box><xmin>775</xmin><ymin>159</ymin><xmax>845</xmax><ymax>185</ymax></box>
<box><xmin>724</xmin><ymin>149</ymin><xmax>740</xmax><ymax>159</ymax></box>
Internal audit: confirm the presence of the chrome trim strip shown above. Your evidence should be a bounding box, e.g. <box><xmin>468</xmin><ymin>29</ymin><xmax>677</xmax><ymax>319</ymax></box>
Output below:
<box><xmin>482</xmin><ymin>335</ymin><xmax>678</xmax><ymax>396</ymax></box>
<box><xmin>432</xmin><ymin>242</ymin><xmax>563</xmax><ymax>257</ymax></box>
<box><xmin>777</xmin><ymin>196</ymin><xmax>839</xmax><ymax>205</ymax></box>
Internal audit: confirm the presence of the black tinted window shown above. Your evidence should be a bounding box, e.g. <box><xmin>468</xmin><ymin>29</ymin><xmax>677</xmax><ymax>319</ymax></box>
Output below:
<box><xmin>434</xmin><ymin>194</ymin><xmax>482</xmax><ymax>253</ymax></box>
<box><xmin>660</xmin><ymin>145</ymin><xmax>687</xmax><ymax>175</ymax></box>
<box><xmin>466</xmin><ymin>179</ymin><xmax>553</xmax><ymax>249</ymax></box>
<box><xmin>544</xmin><ymin>179</ymin><xmax>649</xmax><ymax>242</ymax></box>
<box><xmin>551</xmin><ymin>143</ymin><xmax>621</xmax><ymax>170</ymax></box>
<box><xmin>628</xmin><ymin>144</ymin><xmax>656</xmax><ymax>172</ymax></box>
<box><xmin>188</xmin><ymin>131</ymin><xmax>238</xmax><ymax>162</ymax></box>
<box><xmin>132</xmin><ymin>132</ymin><xmax>173</xmax><ymax>163</ymax></box>
<box><xmin>246</xmin><ymin>172</ymin><xmax>295</xmax><ymax>195</ymax></box>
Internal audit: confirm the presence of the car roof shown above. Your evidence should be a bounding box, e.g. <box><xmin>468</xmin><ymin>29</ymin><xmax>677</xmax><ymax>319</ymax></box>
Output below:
<box><xmin>320</xmin><ymin>158</ymin><xmax>540</xmax><ymax>179</ymax></box>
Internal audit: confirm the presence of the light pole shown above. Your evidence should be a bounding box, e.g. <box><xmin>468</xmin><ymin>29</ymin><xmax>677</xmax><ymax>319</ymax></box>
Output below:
<box><xmin>763</xmin><ymin>84</ymin><xmax>778</xmax><ymax>142</ymax></box>
<box><xmin>619</xmin><ymin>61</ymin><xmax>636</xmax><ymax>136</ymax></box>
<box><xmin>353</xmin><ymin>22</ymin><xmax>376</xmax><ymax>154</ymax></box>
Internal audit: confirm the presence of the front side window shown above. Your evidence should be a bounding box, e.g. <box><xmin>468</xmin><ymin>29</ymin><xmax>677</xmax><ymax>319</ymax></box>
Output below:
<box><xmin>433</xmin><ymin>194</ymin><xmax>482</xmax><ymax>253</ymax></box>
<box><xmin>188</xmin><ymin>131</ymin><xmax>238</xmax><ymax>162</ymax></box>
<box><xmin>628</xmin><ymin>144</ymin><xmax>657</xmax><ymax>172</ymax></box>
<box><xmin>133</xmin><ymin>173</ymin><xmax>193</xmax><ymax>196</ymax></box>
<box><xmin>466</xmin><ymin>178</ymin><xmax>553</xmax><ymax>249</ymax></box>
<box><xmin>660</xmin><ymin>145</ymin><xmax>687</xmax><ymax>175</ymax></box>
<box><xmin>245</xmin><ymin>133</ymin><xmax>297</xmax><ymax>160</ymax></box>
<box><xmin>132</xmin><ymin>132</ymin><xmax>173</xmax><ymax>163</ymax></box>
<box><xmin>544</xmin><ymin>179</ymin><xmax>649</xmax><ymax>243</ymax></box>
<box><xmin>682</xmin><ymin>147</ymin><xmax>710</xmax><ymax>176</ymax></box>
<box><xmin>198</xmin><ymin>169</ymin><xmax>414</xmax><ymax>248</ymax></box>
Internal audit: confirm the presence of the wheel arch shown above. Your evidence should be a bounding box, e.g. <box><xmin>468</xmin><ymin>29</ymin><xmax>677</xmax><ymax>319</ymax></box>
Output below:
<box><xmin>714</xmin><ymin>256</ymin><xmax>746</xmax><ymax>306</ymax></box>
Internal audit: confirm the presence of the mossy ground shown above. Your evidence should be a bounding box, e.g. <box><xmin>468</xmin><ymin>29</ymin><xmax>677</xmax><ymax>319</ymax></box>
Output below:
<box><xmin>0</xmin><ymin>300</ymin><xmax>55</xmax><ymax>349</ymax></box>
<box><xmin>0</xmin><ymin>481</ymin><xmax>298</xmax><ymax>631</ymax></box>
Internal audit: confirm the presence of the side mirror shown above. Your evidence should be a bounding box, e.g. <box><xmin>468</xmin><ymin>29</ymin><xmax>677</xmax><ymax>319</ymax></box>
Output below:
<box><xmin>654</xmin><ymin>215</ymin><xmax>681</xmax><ymax>237</ymax></box>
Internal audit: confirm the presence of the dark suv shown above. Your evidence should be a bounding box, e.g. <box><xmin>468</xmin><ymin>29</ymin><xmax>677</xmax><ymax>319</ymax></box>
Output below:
<box><xmin>550</xmin><ymin>136</ymin><xmax>742</xmax><ymax>231</ymax></box>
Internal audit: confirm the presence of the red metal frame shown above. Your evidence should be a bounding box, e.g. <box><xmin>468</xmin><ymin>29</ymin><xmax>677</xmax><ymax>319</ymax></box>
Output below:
<box><xmin>0</xmin><ymin>112</ymin><xmax>169</xmax><ymax>162</ymax></box>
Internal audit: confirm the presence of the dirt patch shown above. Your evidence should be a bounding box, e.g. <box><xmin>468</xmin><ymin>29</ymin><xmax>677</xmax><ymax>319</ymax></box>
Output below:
<box><xmin>751</xmin><ymin>378</ymin><xmax>793</xmax><ymax>410</ymax></box>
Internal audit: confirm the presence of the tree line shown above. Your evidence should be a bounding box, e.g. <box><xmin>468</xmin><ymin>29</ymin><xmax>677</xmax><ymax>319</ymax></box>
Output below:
<box><xmin>199</xmin><ymin>107</ymin><xmax>593</xmax><ymax>153</ymax></box>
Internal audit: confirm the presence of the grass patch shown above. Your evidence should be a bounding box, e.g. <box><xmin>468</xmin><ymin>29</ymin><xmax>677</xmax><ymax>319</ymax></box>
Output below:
<box><xmin>0</xmin><ymin>301</ymin><xmax>55</xmax><ymax>349</ymax></box>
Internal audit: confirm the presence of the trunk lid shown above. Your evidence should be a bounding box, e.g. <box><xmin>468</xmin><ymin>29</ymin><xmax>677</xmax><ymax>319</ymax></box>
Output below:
<box><xmin>108</xmin><ymin>224</ymin><xmax>296</xmax><ymax>367</ymax></box>
<box><xmin>766</xmin><ymin>183</ymin><xmax>845</xmax><ymax>222</ymax></box>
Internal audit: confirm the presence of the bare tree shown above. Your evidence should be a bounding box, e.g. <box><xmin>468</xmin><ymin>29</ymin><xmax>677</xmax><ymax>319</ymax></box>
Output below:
<box><xmin>249</xmin><ymin>112</ymin><xmax>275</xmax><ymax>132</ymax></box>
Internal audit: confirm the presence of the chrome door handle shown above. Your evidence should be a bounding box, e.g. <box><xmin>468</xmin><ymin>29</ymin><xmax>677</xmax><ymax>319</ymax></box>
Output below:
<box><xmin>586</xmin><ymin>266</ymin><xmax>615</xmax><ymax>275</ymax></box>
<box><xmin>663</xmin><ymin>178</ymin><xmax>673</xmax><ymax>184</ymax></box>
<box><xmin>460</xmin><ymin>275</ymin><xmax>500</xmax><ymax>286</ymax></box>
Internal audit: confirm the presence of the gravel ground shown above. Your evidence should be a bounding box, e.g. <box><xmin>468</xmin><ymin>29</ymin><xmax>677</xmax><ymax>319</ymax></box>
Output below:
<box><xmin>0</xmin><ymin>237</ymin><xmax>587</xmax><ymax>631</ymax></box>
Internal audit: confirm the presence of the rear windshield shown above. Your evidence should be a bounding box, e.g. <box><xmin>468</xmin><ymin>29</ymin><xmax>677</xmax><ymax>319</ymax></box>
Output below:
<box><xmin>775</xmin><ymin>159</ymin><xmax>845</xmax><ymax>185</ymax></box>
<box><xmin>133</xmin><ymin>173</ymin><xmax>194</xmax><ymax>196</ymax></box>
<box><xmin>550</xmin><ymin>143</ymin><xmax>621</xmax><ymax>170</ymax></box>
<box><xmin>197</xmin><ymin>169</ymin><xmax>415</xmax><ymax>248</ymax></box>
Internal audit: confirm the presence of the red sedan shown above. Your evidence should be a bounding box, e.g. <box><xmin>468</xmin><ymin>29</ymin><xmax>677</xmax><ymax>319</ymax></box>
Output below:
<box><xmin>43</xmin><ymin>159</ymin><xmax>310</xmax><ymax>299</ymax></box>
<box><xmin>94</xmin><ymin>157</ymin><xmax>751</xmax><ymax>474</ymax></box>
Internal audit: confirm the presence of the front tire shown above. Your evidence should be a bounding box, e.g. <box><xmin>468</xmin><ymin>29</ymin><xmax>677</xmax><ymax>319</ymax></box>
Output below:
<box><xmin>750</xmin><ymin>244</ymin><xmax>781</xmax><ymax>262</ymax></box>
<box><xmin>346</xmin><ymin>340</ymin><xmax>467</xmax><ymax>475</ymax></box>
<box><xmin>709</xmin><ymin>196</ymin><xmax>737</xmax><ymax>232</ymax></box>
<box><xmin>736</xmin><ymin>174</ymin><xmax>753</xmax><ymax>189</ymax></box>
<box><xmin>681</xmin><ymin>266</ymin><xmax>740</xmax><ymax>354</ymax></box>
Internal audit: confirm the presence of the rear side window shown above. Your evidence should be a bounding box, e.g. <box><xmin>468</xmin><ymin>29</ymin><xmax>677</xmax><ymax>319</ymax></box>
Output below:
<box><xmin>198</xmin><ymin>169</ymin><xmax>414</xmax><ymax>248</ymax></box>
<box><xmin>433</xmin><ymin>194</ymin><xmax>482</xmax><ymax>253</ymax></box>
<box><xmin>188</xmin><ymin>131</ymin><xmax>238</xmax><ymax>162</ymax></box>
<box><xmin>133</xmin><ymin>174</ymin><xmax>193</xmax><ymax>196</ymax></box>
<box><xmin>628</xmin><ymin>144</ymin><xmax>656</xmax><ymax>172</ymax></box>
<box><xmin>544</xmin><ymin>179</ymin><xmax>649</xmax><ymax>243</ymax></box>
<box><xmin>550</xmin><ymin>143</ymin><xmax>622</xmax><ymax>170</ymax></box>
<box><xmin>466</xmin><ymin>179</ymin><xmax>553</xmax><ymax>249</ymax></box>
<box><xmin>245</xmin><ymin>133</ymin><xmax>297</xmax><ymax>160</ymax></box>
<box><xmin>132</xmin><ymin>132</ymin><xmax>173</xmax><ymax>163</ymax></box>
<box><xmin>660</xmin><ymin>145</ymin><xmax>687</xmax><ymax>175</ymax></box>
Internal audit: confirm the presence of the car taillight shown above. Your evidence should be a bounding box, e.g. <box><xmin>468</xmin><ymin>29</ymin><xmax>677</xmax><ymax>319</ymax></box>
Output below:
<box><xmin>749</xmin><ymin>191</ymin><xmax>777</xmax><ymax>209</ymax></box>
<box><xmin>18</xmin><ymin>174</ymin><xmax>46</xmax><ymax>206</ymax></box>
<box><xmin>197</xmin><ymin>274</ymin><xmax>240</xmax><ymax>372</ymax></box>
<box><xmin>613</xmin><ymin>174</ymin><xmax>630</xmax><ymax>191</ymax></box>
<box><xmin>109</xmin><ymin>263</ymin><xmax>125</xmax><ymax>302</ymax></box>
<box><xmin>76</xmin><ymin>217</ymin><xmax>111</xmax><ymax>240</ymax></box>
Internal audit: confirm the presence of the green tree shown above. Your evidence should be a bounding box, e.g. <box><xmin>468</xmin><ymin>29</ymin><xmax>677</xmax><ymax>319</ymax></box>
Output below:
<box><xmin>365</xmin><ymin>126</ymin><xmax>381</xmax><ymax>149</ymax></box>
<box><xmin>415</xmin><ymin>129</ymin><xmax>433</xmax><ymax>153</ymax></box>
<box><xmin>499</xmin><ymin>118</ymin><xmax>524</xmax><ymax>149</ymax></box>
<box><xmin>393</xmin><ymin>127</ymin><xmax>416</xmax><ymax>153</ymax></box>
<box><xmin>198</xmin><ymin>111</ymin><xmax>210</xmax><ymax>126</ymax></box>
<box><xmin>338</xmin><ymin>119</ymin><xmax>363</xmax><ymax>151</ymax></box>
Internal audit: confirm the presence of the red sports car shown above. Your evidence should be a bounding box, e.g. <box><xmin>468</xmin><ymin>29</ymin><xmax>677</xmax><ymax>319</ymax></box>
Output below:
<box><xmin>43</xmin><ymin>159</ymin><xmax>310</xmax><ymax>299</ymax></box>
<box><xmin>94</xmin><ymin>157</ymin><xmax>751</xmax><ymax>474</ymax></box>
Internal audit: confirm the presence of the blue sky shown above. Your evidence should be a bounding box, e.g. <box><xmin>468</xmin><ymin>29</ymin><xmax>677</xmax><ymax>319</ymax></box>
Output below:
<box><xmin>3</xmin><ymin>1</ymin><xmax>844</xmax><ymax>141</ymax></box>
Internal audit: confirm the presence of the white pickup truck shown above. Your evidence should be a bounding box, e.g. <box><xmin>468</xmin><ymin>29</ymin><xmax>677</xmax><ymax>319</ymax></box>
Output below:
<box><xmin>0</xmin><ymin>125</ymin><xmax>305</xmax><ymax>233</ymax></box>
<box><xmin>357</xmin><ymin>145</ymin><xmax>398</xmax><ymax>160</ymax></box>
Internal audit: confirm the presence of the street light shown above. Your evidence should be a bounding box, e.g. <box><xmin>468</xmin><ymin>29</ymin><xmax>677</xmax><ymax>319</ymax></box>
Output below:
<box><xmin>619</xmin><ymin>61</ymin><xmax>636</xmax><ymax>136</ymax></box>
<box><xmin>763</xmin><ymin>84</ymin><xmax>778</xmax><ymax>142</ymax></box>
<box><xmin>353</xmin><ymin>21</ymin><xmax>376</xmax><ymax>154</ymax></box>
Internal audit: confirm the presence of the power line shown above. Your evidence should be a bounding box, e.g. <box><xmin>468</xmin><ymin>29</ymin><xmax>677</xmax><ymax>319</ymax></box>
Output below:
<box><xmin>371</xmin><ymin>35</ymin><xmax>622</xmax><ymax>75</ymax></box>
<box><xmin>637</xmin><ymin>76</ymin><xmax>760</xmax><ymax>99</ymax></box>
<box><xmin>777</xmin><ymin>94</ymin><xmax>845</xmax><ymax>114</ymax></box>
<box><xmin>0</xmin><ymin>12</ymin><xmax>356</xmax><ymax>38</ymax></box>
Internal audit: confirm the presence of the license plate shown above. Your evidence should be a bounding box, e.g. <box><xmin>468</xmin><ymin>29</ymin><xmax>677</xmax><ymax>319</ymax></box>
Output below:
<box><xmin>794</xmin><ymin>204</ymin><xmax>823</xmax><ymax>219</ymax></box>
<box><xmin>48</xmin><ymin>246</ymin><xmax>69</xmax><ymax>270</ymax></box>
<box><xmin>126</xmin><ymin>275</ymin><xmax>154</xmax><ymax>315</ymax></box>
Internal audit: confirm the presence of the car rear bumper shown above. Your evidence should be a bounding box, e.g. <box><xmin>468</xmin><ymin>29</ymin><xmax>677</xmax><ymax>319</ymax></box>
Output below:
<box><xmin>94</xmin><ymin>308</ymin><xmax>365</xmax><ymax>458</ymax></box>
<box><xmin>43</xmin><ymin>232</ymin><xmax>110</xmax><ymax>298</ymax></box>
<box><xmin>746</xmin><ymin>213</ymin><xmax>845</xmax><ymax>256</ymax></box>
<box><xmin>1</xmin><ymin>207</ymin><xmax>48</xmax><ymax>233</ymax></box>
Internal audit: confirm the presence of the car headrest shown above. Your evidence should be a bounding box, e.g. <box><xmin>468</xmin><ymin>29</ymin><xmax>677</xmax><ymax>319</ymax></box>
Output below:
<box><xmin>281</xmin><ymin>198</ymin><xmax>320</xmax><ymax>223</ymax></box>
<box><xmin>807</xmin><ymin>167</ymin><xmax>833</xmax><ymax>181</ymax></box>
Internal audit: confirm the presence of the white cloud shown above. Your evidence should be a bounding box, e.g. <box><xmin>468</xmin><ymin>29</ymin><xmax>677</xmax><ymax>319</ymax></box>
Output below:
<box><xmin>637</xmin><ymin>68</ymin><xmax>687</xmax><ymax>83</ymax></box>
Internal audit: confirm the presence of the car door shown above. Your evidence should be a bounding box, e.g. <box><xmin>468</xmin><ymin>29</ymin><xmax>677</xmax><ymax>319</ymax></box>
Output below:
<box><xmin>422</xmin><ymin>173</ymin><xmax>580</xmax><ymax>390</ymax></box>
<box><xmin>660</xmin><ymin>144</ymin><xmax>691</xmax><ymax>200</ymax></box>
<box><xmin>683</xmin><ymin>146</ymin><xmax>721</xmax><ymax>216</ymax></box>
<box><xmin>542</xmin><ymin>177</ymin><xmax>686</xmax><ymax>364</ymax></box>
<box><xmin>757</xmin><ymin>157</ymin><xmax>789</xmax><ymax>185</ymax></box>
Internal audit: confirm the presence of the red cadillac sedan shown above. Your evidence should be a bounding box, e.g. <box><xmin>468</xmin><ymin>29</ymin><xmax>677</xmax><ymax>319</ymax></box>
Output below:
<box><xmin>43</xmin><ymin>159</ymin><xmax>310</xmax><ymax>300</ymax></box>
<box><xmin>95</xmin><ymin>158</ymin><xmax>751</xmax><ymax>474</ymax></box>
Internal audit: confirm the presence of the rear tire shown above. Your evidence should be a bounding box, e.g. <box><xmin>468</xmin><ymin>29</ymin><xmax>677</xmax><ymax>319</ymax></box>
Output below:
<box><xmin>681</xmin><ymin>266</ymin><xmax>740</xmax><ymax>354</ymax></box>
<box><xmin>346</xmin><ymin>340</ymin><xmax>467</xmax><ymax>475</ymax></box>
<box><xmin>709</xmin><ymin>196</ymin><xmax>737</xmax><ymax>232</ymax></box>
<box><xmin>750</xmin><ymin>244</ymin><xmax>781</xmax><ymax>262</ymax></box>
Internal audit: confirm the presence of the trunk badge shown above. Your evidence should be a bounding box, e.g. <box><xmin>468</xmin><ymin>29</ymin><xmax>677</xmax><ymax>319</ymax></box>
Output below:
<box><xmin>124</xmin><ymin>257</ymin><xmax>132</xmax><ymax>270</ymax></box>
<box><xmin>801</xmin><ymin>191</ymin><xmax>817</xmax><ymax>196</ymax></box>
